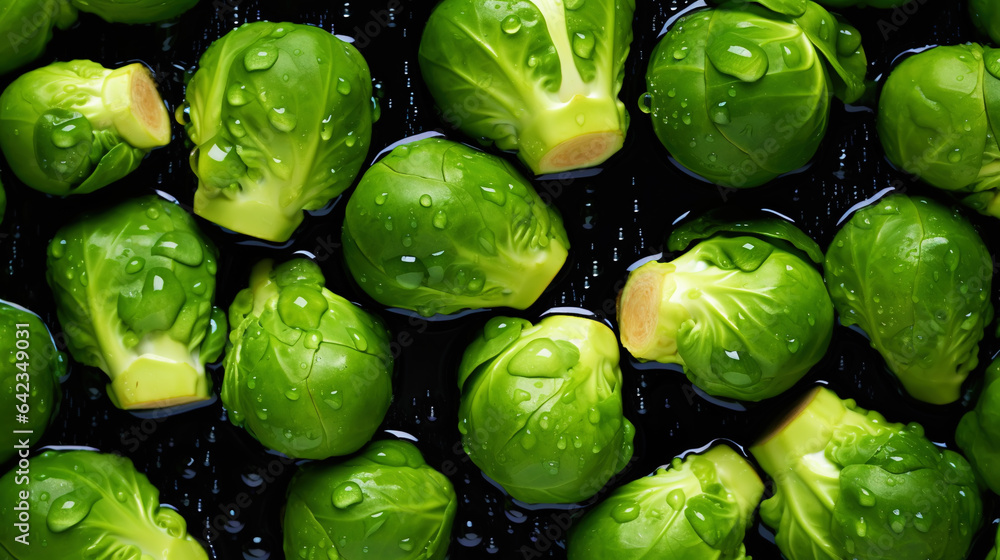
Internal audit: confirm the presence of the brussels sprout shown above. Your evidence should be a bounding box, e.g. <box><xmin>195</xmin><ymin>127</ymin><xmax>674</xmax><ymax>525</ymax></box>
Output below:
<box><xmin>0</xmin><ymin>450</ymin><xmax>208</xmax><ymax>558</ymax></box>
<box><xmin>0</xmin><ymin>60</ymin><xmax>171</xmax><ymax>196</ymax></box>
<box><xmin>184</xmin><ymin>21</ymin><xmax>377</xmax><ymax>242</ymax></box>
<box><xmin>0</xmin><ymin>1</ymin><xmax>78</xmax><ymax>76</ymax></box>
<box><xmin>825</xmin><ymin>194</ymin><xmax>993</xmax><ymax>404</ymax></box>
<box><xmin>970</xmin><ymin>0</ymin><xmax>1000</xmax><ymax>46</ymax></box>
<box><xmin>283</xmin><ymin>440</ymin><xmax>456</xmax><ymax>560</ymax></box>
<box><xmin>568</xmin><ymin>444</ymin><xmax>764</xmax><ymax>560</ymax></box>
<box><xmin>878</xmin><ymin>44</ymin><xmax>1000</xmax><ymax>216</ymax></box>
<box><xmin>617</xmin><ymin>216</ymin><xmax>834</xmax><ymax>401</ymax></box>
<box><xmin>645</xmin><ymin>0</ymin><xmax>866</xmax><ymax>188</ymax></box>
<box><xmin>342</xmin><ymin>138</ymin><xmax>570</xmax><ymax>317</ymax></box>
<box><xmin>222</xmin><ymin>258</ymin><xmax>394</xmax><ymax>459</ymax></box>
<box><xmin>752</xmin><ymin>387</ymin><xmax>983</xmax><ymax>560</ymax></box>
<box><xmin>458</xmin><ymin>315</ymin><xmax>634</xmax><ymax>504</ymax></box>
<box><xmin>956</xmin><ymin>356</ymin><xmax>1000</xmax><ymax>494</ymax></box>
<box><xmin>418</xmin><ymin>0</ymin><xmax>634</xmax><ymax>175</ymax></box>
<box><xmin>46</xmin><ymin>195</ymin><xmax>227</xmax><ymax>409</ymax></box>
<box><xmin>815</xmin><ymin>0</ymin><xmax>909</xmax><ymax>6</ymax></box>
<box><xmin>70</xmin><ymin>0</ymin><xmax>198</xmax><ymax>23</ymax></box>
<box><xmin>0</xmin><ymin>301</ymin><xmax>66</xmax><ymax>464</ymax></box>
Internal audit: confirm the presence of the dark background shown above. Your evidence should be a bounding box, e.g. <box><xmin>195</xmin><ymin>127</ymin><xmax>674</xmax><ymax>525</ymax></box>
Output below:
<box><xmin>1</xmin><ymin>0</ymin><xmax>997</xmax><ymax>558</ymax></box>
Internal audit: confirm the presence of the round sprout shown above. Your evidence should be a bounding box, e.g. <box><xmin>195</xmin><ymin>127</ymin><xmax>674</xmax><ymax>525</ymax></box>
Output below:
<box><xmin>222</xmin><ymin>259</ymin><xmax>394</xmax><ymax>459</ymax></box>
<box><xmin>825</xmin><ymin>194</ymin><xmax>993</xmax><ymax>404</ymax></box>
<box><xmin>342</xmin><ymin>138</ymin><xmax>570</xmax><ymax>317</ymax></box>
<box><xmin>645</xmin><ymin>0</ymin><xmax>866</xmax><ymax>188</ymax></box>
<box><xmin>458</xmin><ymin>314</ymin><xmax>634</xmax><ymax>504</ymax></box>
<box><xmin>879</xmin><ymin>44</ymin><xmax>1000</xmax><ymax>217</ymax></box>
<box><xmin>283</xmin><ymin>440</ymin><xmax>456</xmax><ymax>560</ymax></box>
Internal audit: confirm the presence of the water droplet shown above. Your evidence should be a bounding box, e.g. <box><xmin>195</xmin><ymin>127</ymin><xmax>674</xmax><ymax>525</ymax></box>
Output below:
<box><xmin>565</xmin><ymin>0</ymin><xmax>585</xmax><ymax>9</ymax></box>
<box><xmin>857</xmin><ymin>487</ymin><xmax>875</xmax><ymax>507</ymax></box>
<box><xmin>244</xmin><ymin>49</ymin><xmax>278</xmax><ymax>72</ymax></box>
<box><xmin>332</xmin><ymin>482</ymin><xmax>364</xmax><ymax>509</ymax></box>
<box><xmin>667</xmin><ymin>489</ymin><xmax>685</xmax><ymax>510</ymax></box>
<box><xmin>710</xmin><ymin>103</ymin><xmax>730</xmax><ymax>125</ymax></box>
<box><xmin>268</xmin><ymin>107</ymin><xmax>297</xmax><ymax>132</ymax></box>
<box><xmin>255</xmin><ymin>409</ymin><xmax>268</xmax><ymax>420</ymax></box>
<box><xmin>638</xmin><ymin>92</ymin><xmax>652</xmax><ymax>114</ymax></box>
<box><xmin>337</xmin><ymin>78</ymin><xmax>352</xmax><ymax>95</ymax></box>
<box><xmin>787</xmin><ymin>339</ymin><xmax>800</xmax><ymax>353</ymax></box>
<box><xmin>480</xmin><ymin>186</ymin><xmax>506</xmax><ymax>206</ymax></box>
<box><xmin>285</xmin><ymin>389</ymin><xmax>300</xmax><ymax>401</ymax></box>
<box><xmin>708</xmin><ymin>32</ymin><xmax>768</xmax><ymax>82</ymax></box>
<box><xmin>325</xmin><ymin>391</ymin><xmax>343</xmax><ymax>410</ymax></box>
<box><xmin>345</xmin><ymin>134</ymin><xmax>357</xmax><ymax>148</ymax></box>
<box><xmin>673</xmin><ymin>48</ymin><xmax>689</xmax><ymax>60</ymax></box>
<box><xmin>667</xmin><ymin>88</ymin><xmax>676</xmax><ymax>98</ymax></box>
<box><xmin>398</xmin><ymin>538</ymin><xmax>415</xmax><ymax>552</ymax></box>
<box><xmin>948</xmin><ymin>149</ymin><xmax>962</xmax><ymax>163</ymax></box>
<box><xmin>226</xmin><ymin>83</ymin><xmax>250</xmax><ymax>106</ymax></box>
<box><xmin>780</xmin><ymin>42</ymin><xmax>802</xmax><ymax>67</ymax></box>
<box><xmin>374</xmin><ymin>192</ymin><xmax>388</xmax><ymax>206</ymax></box>
<box><xmin>572</xmin><ymin>32</ymin><xmax>595</xmax><ymax>58</ymax></box>
<box><xmin>383</xmin><ymin>255</ymin><xmax>426</xmax><ymax>290</ymax></box>
<box><xmin>419</xmin><ymin>194</ymin><xmax>432</xmax><ymax>207</ymax></box>
<box><xmin>610</xmin><ymin>502</ymin><xmax>640</xmax><ymax>523</ymax></box>
<box><xmin>47</xmin><ymin>492</ymin><xmax>97</xmax><ymax>533</ymax></box>
<box><xmin>521</xmin><ymin>432</ymin><xmax>537</xmax><ymax>450</ymax></box>
<box><xmin>707</xmin><ymin>153</ymin><xmax>718</xmax><ymax>162</ymax></box>
<box><xmin>575</xmin><ymin>113</ymin><xmax>586</xmax><ymax>126</ymax></box>
<box><xmin>501</xmin><ymin>15</ymin><xmax>522</xmax><ymax>34</ymax></box>
<box><xmin>125</xmin><ymin>257</ymin><xmax>145</xmax><ymax>274</ymax></box>
<box><xmin>432</xmin><ymin>210</ymin><xmax>448</xmax><ymax>229</ymax></box>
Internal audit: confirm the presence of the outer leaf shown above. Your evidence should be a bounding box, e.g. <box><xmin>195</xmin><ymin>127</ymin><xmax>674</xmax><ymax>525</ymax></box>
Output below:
<box><xmin>46</xmin><ymin>195</ymin><xmax>226</xmax><ymax>409</ymax></box>
<box><xmin>0</xmin><ymin>450</ymin><xmax>207</xmax><ymax>559</ymax></box>
<box><xmin>342</xmin><ymin>138</ymin><xmax>569</xmax><ymax>317</ymax></box>
<box><xmin>458</xmin><ymin>315</ymin><xmax>634</xmax><ymax>504</ymax></box>
<box><xmin>567</xmin><ymin>445</ymin><xmax>764</xmax><ymax>559</ymax></box>
<box><xmin>956</xmin><ymin>357</ymin><xmax>1000</xmax><ymax>494</ymax></box>
<box><xmin>283</xmin><ymin>440</ymin><xmax>456</xmax><ymax>560</ymax></box>
<box><xmin>825</xmin><ymin>194</ymin><xmax>993</xmax><ymax>404</ymax></box>
<box><xmin>222</xmin><ymin>259</ymin><xmax>393</xmax><ymax>459</ymax></box>
<box><xmin>669</xmin><ymin>213</ymin><xmax>825</xmax><ymax>264</ymax></box>
<box><xmin>186</xmin><ymin>21</ymin><xmax>376</xmax><ymax>242</ymax></box>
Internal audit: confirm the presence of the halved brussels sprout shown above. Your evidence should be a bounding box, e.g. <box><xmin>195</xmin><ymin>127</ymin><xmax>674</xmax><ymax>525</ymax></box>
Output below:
<box><xmin>0</xmin><ymin>60</ymin><xmax>170</xmax><ymax>195</ymax></box>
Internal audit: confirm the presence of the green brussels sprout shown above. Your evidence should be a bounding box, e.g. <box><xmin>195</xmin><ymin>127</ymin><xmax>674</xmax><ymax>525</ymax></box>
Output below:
<box><xmin>0</xmin><ymin>60</ymin><xmax>171</xmax><ymax>196</ymax></box>
<box><xmin>0</xmin><ymin>301</ymin><xmax>66</xmax><ymax>464</ymax></box>
<box><xmin>825</xmin><ymin>194</ymin><xmax>993</xmax><ymax>404</ymax></box>
<box><xmin>283</xmin><ymin>440</ymin><xmax>456</xmax><ymax>560</ymax></box>
<box><xmin>184</xmin><ymin>21</ymin><xmax>377</xmax><ymax>242</ymax></box>
<box><xmin>645</xmin><ymin>0</ymin><xmax>866</xmax><ymax>188</ymax></box>
<box><xmin>222</xmin><ymin>258</ymin><xmax>394</xmax><ymax>459</ymax></box>
<box><xmin>617</xmin><ymin>216</ymin><xmax>834</xmax><ymax>401</ymax></box>
<box><xmin>0</xmin><ymin>1</ymin><xmax>78</xmax><ymax>76</ymax></box>
<box><xmin>0</xmin><ymin>449</ymin><xmax>208</xmax><ymax>558</ymax></box>
<box><xmin>878</xmin><ymin>44</ymin><xmax>1000</xmax><ymax>217</ymax></box>
<box><xmin>752</xmin><ymin>387</ymin><xmax>983</xmax><ymax>560</ymax></box>
<box><xmin>815</xmin><ymin>0</ymin><xmax>909</xmax><ymax>6</ymax></box>
<box><xmin>956</xmin><ymin>356</ymin><xmax>1000</xmax><ymax>494</ymax></box>
<box><xmin>567</xmin><ymin>444</ymin><xmax>764</xmax><ymax>560</ymax></box>
<box><xmin>46</xmin><ymin>195</ymin><xmax>227</xmax><ymax>410</ymax></box>
<box><xmin>70</xmin><ymin>0</ymin><xmax>198</xmax><ymax>23</ymax></box>
<box><xmin>418</xmin><ymin>0</ymin><xmax>634</xmax><ymax>175</ymax></box>
<box><xmin>970</xmin><ymin>0</ymin><xmax>1000</xmax><ymax>46</ymax></box>
<box><xmin>458</xmin><ymin>315</ymin><xmax>634</xmax><ymax>504</ymax></box>
<box><xmin>342</xmin><ymin>138</ymin><xmax>570</xmax><ymax>317</ymax></box>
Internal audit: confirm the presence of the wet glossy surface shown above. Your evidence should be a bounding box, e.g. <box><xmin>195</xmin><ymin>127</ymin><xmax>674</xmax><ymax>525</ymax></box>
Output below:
<box><xmin>0</xmin><ymin>1</ymin><xmax>998</xmax><ymax>558</ymax></box>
